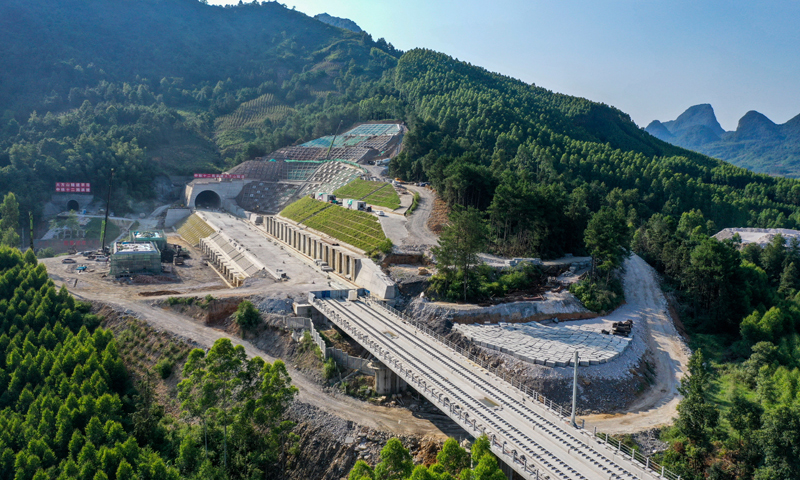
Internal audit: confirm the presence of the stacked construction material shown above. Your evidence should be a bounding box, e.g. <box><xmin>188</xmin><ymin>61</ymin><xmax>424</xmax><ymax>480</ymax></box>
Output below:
<box><xmin>611</xmin><ymin>320</ymin><xmax>633</xmax><ymax>337</ymax></box>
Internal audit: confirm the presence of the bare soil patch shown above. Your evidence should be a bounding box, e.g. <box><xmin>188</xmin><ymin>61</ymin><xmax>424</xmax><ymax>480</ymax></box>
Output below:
<box><xmin>426</xmin><ymin>195</ymin><xmax>449</xmax><ymax>235</ymax></box>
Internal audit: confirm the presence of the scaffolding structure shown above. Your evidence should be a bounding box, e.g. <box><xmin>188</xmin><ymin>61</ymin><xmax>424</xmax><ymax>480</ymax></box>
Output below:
<box><xmin>109</xmin><ymin>242</ymin><xmax>162</xmax><ymax>277</ymax></box>
<box><xmin>129</xmin><ymin>230</ymin><xmax>167</xmax><ymax>251</ymax></box>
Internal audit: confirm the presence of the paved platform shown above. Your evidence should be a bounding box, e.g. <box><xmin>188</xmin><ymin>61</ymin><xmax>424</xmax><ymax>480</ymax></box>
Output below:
<box><xmin>454</xmin><ymin>319</ymin><xmax>631</xmax><ymax>366</ymax></box>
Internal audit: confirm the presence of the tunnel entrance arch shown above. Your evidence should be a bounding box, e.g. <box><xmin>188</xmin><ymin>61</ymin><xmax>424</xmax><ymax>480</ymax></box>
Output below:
<box><xmin>195</xmin><ymin>190</ymin><xmax>222</xmax><ymax>209</ymax></box>
<box><xmin>66</xmin><ymin>200</ymin><xmax>80</xmax><ymax>212</ymax></box>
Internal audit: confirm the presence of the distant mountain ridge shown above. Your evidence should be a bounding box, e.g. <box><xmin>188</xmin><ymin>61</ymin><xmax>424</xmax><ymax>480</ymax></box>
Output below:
<box><xmin>647</xmin><ymin>104</ymin><xmax>800</xmax><ymax>177</ymax></box>
<box><xmin>314</xmin><ymin>13</ymin><xmax>362</xmax><ymax>32</ymax></box>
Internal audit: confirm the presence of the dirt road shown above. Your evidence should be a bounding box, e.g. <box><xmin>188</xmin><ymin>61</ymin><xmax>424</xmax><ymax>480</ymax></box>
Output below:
<box><xmin>65</xmin><ymin>289</ymin><xmax>457</xmax><ymax>439</ymax></box>
<box><xmin>402</xmin><ymin>185</ymin><xmax>438</xmax><ymax>248</ymax></box>
<box><xmin>582</xmin><ymin>254</ymin><xmax>691</xmax><ymax>433</ymax></box>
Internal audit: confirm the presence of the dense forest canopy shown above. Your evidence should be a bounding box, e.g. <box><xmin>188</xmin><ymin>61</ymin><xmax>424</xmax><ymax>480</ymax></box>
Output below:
<box><xmin>0</xmin><ymin>248</ymin><xmax>297</xmax><ymax>479</ymax></box>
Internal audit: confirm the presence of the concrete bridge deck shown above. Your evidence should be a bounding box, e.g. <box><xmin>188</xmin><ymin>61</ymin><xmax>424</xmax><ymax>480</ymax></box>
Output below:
<box><xmin>312</xmin><ymin>294</ymin><xmax>674</xmax><ymax>480</ymax></box>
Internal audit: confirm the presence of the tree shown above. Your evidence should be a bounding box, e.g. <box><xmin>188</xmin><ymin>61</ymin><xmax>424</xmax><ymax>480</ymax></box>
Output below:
<box><xmin>685</xmin><ymin>237</ymin><xmax>745</xmax><ymax>329</ymax></box>
<box><xmin>756</xmin><ymin>404</ymin><xmax>800</xmax><ymax>480</ymax></box>
<box><xmin>0</xmin><ymin>192</ymin><xmax>19</xmax><ymax>233</ymax></box>
<box><xmin>408</xmin><ymin>465</ymin><xmax>433</xmax><ymax>480</ymax></box>
<box><xmin>584</xmin><ymin>206</ymin><xmax>629</xmax><ymax>281</ymax></box>
<box><xmin>675</xmin><ymin>349</ymin><xmax>718</xmax><ymax>445</ymax></box>
<box><xmin>0</xmin><ymin>193</ymin><xmax>20</xmax><ymax>248</ymax></box>
<box><xmin>179</xmin><ymin>339</ymin><xmax>245</xmax><ymax>470</ymax></box>
<box><xmin>431</xmin><ymin>206</ymin><xmax>488</xmax><ymax>302</ymax></box>
<box><xmin>348</xmin><ymin>460</ymin><xmax>375</xmax><ymax>480</ymax></box>
<box><xmin>725</xmin><ymin>391</ymin><xmax>762</xmax><ymax>441</ymax></box>
<box><xmin>779</xmin><ymin>262</ymin><xmax>799</xmax><ymax>294</ymax></box>
<box><xmin>471</xmin><ymin>453</ymin><xmax>506</xmax><ymax>480</ymax></box>
<box><xmin>470</xmin><ymin>435</ymin><xmax>492</xmax><ymax>465</ymax></box>
<box><xmin>761</xmin><ymin>234</ymin><xmax>787</xmax><ymax>281</ymax></box>
<box><xmin>374</xmin><ymin>438</ymin><xmax>413</xmax><ymax>480</ymax></box>
<box><xmin>235</xmin><ymin>300</ymin><xmax>260</xmax><ymax>330</ymax></box>
<box><xmin>131</xmin><ymin>373</ymin><xmax>164</xmax><ymax>446</ymax></box>
<box><xmin>178</xmin><ymin>338</ymin><xmax>296</xmax><ymax>474</ymax></box>
<box><xmin>436</xmin><ymin>438</ymin><xmax>469</xmax><ymax>476</ymax></box>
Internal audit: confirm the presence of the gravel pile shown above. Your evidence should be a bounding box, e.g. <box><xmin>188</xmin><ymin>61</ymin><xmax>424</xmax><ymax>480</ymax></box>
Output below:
<box><xmin>286</xmin><ymin>402</ymin><xmax>356</xmax><ymax>441</ymax></box>
<box><xmin>250</xmin><ymin>295</ymin><xmax>296</xmax><ymax>315</ymax></box>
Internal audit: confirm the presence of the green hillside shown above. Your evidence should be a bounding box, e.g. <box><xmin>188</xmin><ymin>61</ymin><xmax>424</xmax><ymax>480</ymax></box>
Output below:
<box><xmin>280</xmin><ymin>197</ymin><xmax>390</xmax><ymax>253</ymax></box>
<box><xmin>0</xmin><ymin>0</ymin><xmax>399</xmax><ymax>215</ymax></box>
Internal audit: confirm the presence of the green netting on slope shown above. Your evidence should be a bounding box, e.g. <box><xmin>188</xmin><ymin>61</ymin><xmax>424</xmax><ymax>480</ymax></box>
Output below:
<box><xmin>342</xmin><ymin>124</ymin><xmax>400</xmax><ymax>136</ymax></box>
<box><xmin>299</xmin><ymin>136</ymin><xmax>368</xmax><ymax>148</ymax></box>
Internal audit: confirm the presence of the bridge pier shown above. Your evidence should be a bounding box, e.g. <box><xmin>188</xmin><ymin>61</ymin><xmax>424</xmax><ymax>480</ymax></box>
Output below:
<box><xmin>370</xmin><ymin>360</ymin><xmax>407</xmax><ymax>395</ymax></box>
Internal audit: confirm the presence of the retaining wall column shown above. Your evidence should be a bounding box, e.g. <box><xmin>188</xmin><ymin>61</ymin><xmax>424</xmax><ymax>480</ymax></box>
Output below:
<box><xmin>370</xmin><ymin>361</ymin><xmax>407</xmax><ymax>395</ymax></box>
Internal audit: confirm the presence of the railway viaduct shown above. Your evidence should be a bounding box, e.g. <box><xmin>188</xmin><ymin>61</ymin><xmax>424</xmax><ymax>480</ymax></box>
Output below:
<box><xmin>309</xmin><ymin>291</ymin><xmax>678</xmax><ymax>480</ymax></box>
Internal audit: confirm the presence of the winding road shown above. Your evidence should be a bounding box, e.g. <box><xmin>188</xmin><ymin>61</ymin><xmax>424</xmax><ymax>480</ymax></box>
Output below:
<box><xmin>582</xmin><ymin>255</ymin><xmax>690</xmax><ymax>433</ymax></box>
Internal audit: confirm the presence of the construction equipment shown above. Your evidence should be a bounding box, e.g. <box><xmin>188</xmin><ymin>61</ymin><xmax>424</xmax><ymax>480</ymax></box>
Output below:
<box><xmin>611</xmin><ymin>320</ymin><xmax>633</xmax><ymax>337</ymax></box>
<box><xmin>100</xmin><ymin>168</ymin><xmax>114</xmax><ymax>254</ymax></box>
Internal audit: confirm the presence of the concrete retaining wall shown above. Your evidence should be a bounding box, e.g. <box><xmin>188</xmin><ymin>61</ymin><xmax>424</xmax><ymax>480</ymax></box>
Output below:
<box><xmin>270</xmin><ymin>311</ymin><xmax>374</xmax><ymax>375</ymax></box>
<box><xmin>258</xmin><ymin>215</ymin><xmax>397</xmax><ymax>300</ymax></box>
<box><xmin>410</xmin><ymin>292</ymin><xmax>593</xmax><ymax>325</ymax></box>
<box><xmin>164</xmin><ymin>208</ymin><xmax>192</xmax><ymax>227</ymax></box>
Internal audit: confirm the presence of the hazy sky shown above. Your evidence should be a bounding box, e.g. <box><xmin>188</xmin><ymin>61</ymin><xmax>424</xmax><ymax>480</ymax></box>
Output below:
<box><xmin>209</xmin><ymin>0</ymin><xmax>800</xmax><ymax>131</ymax></box>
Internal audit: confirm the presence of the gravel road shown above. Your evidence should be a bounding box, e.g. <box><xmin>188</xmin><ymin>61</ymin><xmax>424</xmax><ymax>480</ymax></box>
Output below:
<box><xmin>402</xmin><ymin>185</ymin><xmax>439</xmax><ymax>248</ymax></box>
<box><xmin>582</xmin><ymin>254</ymin><xmax>691</xmax><ymax>433</ymax></box>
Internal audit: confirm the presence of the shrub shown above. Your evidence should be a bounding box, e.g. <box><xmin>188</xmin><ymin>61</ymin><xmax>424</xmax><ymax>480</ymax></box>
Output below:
<box><xmin>167</xmin><ymin>297</ymin><xmax>194</xmax><ymax>306</ymax></box>
<box><xmin>569</xmin><ymin>277</ymin><xmax>624</xmax><ymax>312</ymax></box>
<box><xmin>299</xmin><ymin>330</ymin><xmax>322</xmax><ymax>359</ymax></box>
<box><xmin>36</xmin><ymin>247</ymin><xmax>56</xmax><ymax>258</ymax></box>
<box><xmin>155</xmin><ymin>358</ymin><xmax>173</xmax><ymax>379</ymax></box>
<box><xmin>406</xmin><ymin>192</ymin><xmax>420</xmax><ymax>216</ymax></box>
<box><xmin>323</xmin><ymin>358</ymin><xmax>337</xmax><ymax>380</ymax></box>
<box><xmin>235</xmin><ymin>300</ymin><xmax>261</xmax><ymax>329</ymax></box>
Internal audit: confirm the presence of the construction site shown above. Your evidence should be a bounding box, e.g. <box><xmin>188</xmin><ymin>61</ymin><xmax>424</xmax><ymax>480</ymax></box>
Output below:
<box><xmin>183</xmin><ymin>122</ymin><xmax>406</xmax><ymax>216</ymax></box>
<box><xmin>38</xmin><ymin>120</ymin><xmax>691</xmax><ymax>480</ymax></box>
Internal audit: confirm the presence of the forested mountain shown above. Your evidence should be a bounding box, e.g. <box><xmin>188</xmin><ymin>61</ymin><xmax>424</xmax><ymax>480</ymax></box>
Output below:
<box><xmin>647</xmin><ymin>104</ymin><xmax>800</xmax><ymax>177</ymax></box>
<box><xmin>0</xmin><ymin>0</ymin><xmax>400</xmax><ymax>215</ymax></box>
<box><xmin>314</xmin><ymin>13</ymin><xmax>363</xmax><ymax>33</ymax></box>
<box><xmin>388</xmin><ymin>50</ymin><xmax>800</xmax><ymax>258</ymax></box>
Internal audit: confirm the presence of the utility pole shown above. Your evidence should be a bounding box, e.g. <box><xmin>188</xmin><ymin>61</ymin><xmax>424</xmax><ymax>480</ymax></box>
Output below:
<box><xmin>571</xmin><ymin>350</ymin><xmax>579</xmax><ymax>427</ymax></box>
<box><xmin>101</xmin><ymin>169</ymin><xmax>114</xmax><ymax>254</ymax></box>
<box><xmin>28</xmin><ymin>212</ymin><xmax>34</xmax><ymax>251</ymax></box>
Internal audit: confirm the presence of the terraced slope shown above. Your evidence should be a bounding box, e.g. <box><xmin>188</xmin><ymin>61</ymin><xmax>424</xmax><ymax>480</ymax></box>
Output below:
<box><xmin>333</xmin><ymin>179</ymin><xmax>401</xmax><ymax>209</ymax></box>
<box><xmin>280</xmin><ymin>197</ymin><xmax>389</xmax><ymax>252</ymax></box>
<box><xmin>177</xmin><ymin>213</ymin><xmax>216</xmax><ymax>246</ymax></box>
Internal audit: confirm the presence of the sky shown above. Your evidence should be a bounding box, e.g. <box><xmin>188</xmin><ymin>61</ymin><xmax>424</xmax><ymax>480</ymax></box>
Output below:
<box><xmin>209</xmin><ymin>0</ymin><xmax>800</xmax><ymax>131</ymax></box>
